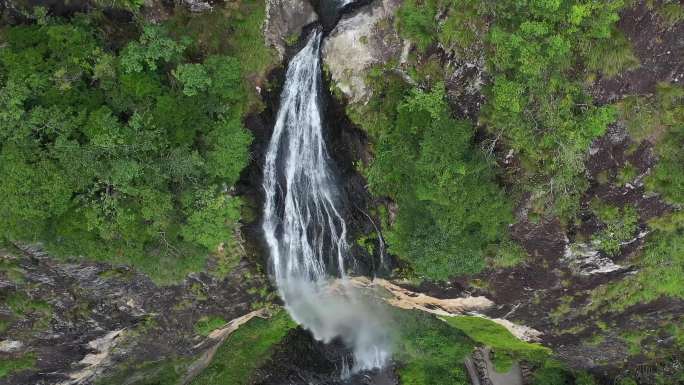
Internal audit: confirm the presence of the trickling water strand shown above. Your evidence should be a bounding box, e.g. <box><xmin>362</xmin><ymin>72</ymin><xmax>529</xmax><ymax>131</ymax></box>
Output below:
<box><xmin>262</xmin><ymin>29</ymin><xmax>390</xmax><ymax>374</ymax></box>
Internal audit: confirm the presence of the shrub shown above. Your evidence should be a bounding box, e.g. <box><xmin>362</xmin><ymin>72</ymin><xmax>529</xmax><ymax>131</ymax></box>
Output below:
<box><xmin>365</xmin><ymin>85</ymin><xmax>512</xmax><ymax>280</ymax></box>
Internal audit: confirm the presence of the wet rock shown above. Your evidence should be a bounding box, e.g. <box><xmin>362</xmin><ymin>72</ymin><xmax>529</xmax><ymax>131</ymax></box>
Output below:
<box><xmin>180</xmin><ymin>0</ymin><xmax>212</xmax><ymax>13</ymax></box>
<box><xmin>61</xmin><ymin>329</ymin><xmax>125</xmax><ymax>385</ymax></box>
<box><xmin>322</xmin><ymin>0</ymin><xmax>404</xmax><ymax>103</ymax></box>
<box><xmin>0</xmin><ymin>340</ymin><xmax>24</xmax><ymax>353</ymax></box>
<box><xmin>252</xmin><ymin>327</ymin><xmax>399</xmax><ymax>385</ymax></box>
<box><xmin>562</xmin><ymin>243</ymin><xmax>625</xmax><ymax>276</ymax></box>
<box><xmin>263</xmin><ymin>0</ymin><xmax>318</xmax><ymax>60</ymax></box>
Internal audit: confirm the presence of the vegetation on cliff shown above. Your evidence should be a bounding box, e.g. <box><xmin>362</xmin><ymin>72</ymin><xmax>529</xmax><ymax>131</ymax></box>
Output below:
<box><xmin>358</xmin><ymin>83</ymin><xmax>512</xmax><ymax>279</ymax></box>
<box><xmin>0</xmin><ymin>2</ymin><xmax>275</xmax><ymax>283</ymax></box>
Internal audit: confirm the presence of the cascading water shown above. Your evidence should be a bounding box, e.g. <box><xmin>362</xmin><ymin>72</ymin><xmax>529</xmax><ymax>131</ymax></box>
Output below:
<box><xmin>262</xmin><ymin>28</ymin><xmax>391</xmax><ymax>375</ymax></box>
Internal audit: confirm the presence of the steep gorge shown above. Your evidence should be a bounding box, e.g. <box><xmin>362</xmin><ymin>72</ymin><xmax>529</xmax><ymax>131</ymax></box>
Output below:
<box><xmin>0</xmin><ymin>0</ymin><xmax>682</xmax><ymax>384</ymax></box>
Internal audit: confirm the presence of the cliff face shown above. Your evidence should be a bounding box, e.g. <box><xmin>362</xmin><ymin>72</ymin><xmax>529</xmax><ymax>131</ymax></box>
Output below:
<box><xmin>0</xmin><ymin>245</ymin><xmax>268</xmax><ymax>385</ymax></box>
<box><xmin>320</xmin><ymin>0</ymin><xmax>684</xmax><ymax>383</ymax></box>
<box><xmin>1</xmin><ymin>0</ymin><xmax>682</xmax><ymax>384</ymax></box>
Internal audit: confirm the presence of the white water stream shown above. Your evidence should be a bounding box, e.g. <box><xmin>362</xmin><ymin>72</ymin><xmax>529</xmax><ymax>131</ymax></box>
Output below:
<box><xmin>262</xmin><ymin>29</ymin><xmax>390</xmax><ymax>375</ymax></box>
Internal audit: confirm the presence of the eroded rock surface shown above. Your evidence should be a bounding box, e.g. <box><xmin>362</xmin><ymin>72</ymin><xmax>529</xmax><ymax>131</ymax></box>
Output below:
<box><xmin>322</xmin><ymin>0</ymin><xmax>404</xmax><ymax>103</ymax></box>
<box><xmin>263</xmin><ymin>0</ymin><xmax>318</xmax><ymax>60</ymax></box>
<box><xmin>0</xmin><ymin>246</ymin><xmax>265</xmax><ymax>385</ymax></box>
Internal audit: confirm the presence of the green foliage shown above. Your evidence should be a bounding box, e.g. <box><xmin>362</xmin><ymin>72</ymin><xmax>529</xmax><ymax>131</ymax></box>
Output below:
<box><xmin>615</xmin><ymin>83</ymin><xmax>684</xmax><ymax>205</ymax></box>
<box><xmin>0</xmin><ymin>11</ymin><xmax>257</xmax><ymax>283</ymax></box>
<box><xmin>480</xmin><ymin>0</ymin><xmax>628</xmax><ymax>220</ymax></box>
<box><xmin>392</xmin><ymin>309</ymin><xmax>474</xmax><ymax>385</ymax></box>
<box><xmin>532</xmin><ymin>360</ymin><xmax>573</xmax><ymax>385</ymax></box>
<box><xmin>590</xmin><ymin>200</ymin><xmax>639</xmax><ymax>256</ymax></box>
<box><xmin>189</xmin><ymin>309</ymin><xmax>296</xmax><ymax>385</ymax></box>
<box><xmin>0</xmin><ymin>352</ymin><xmax>36</xmax><ymax>379</ymax></box>
<box><xmin>120</xmin><ymin>24</ymin><xmax>187</xmax><ymax>73</ymax></box>
<box><xmin>362</xmin><ymin>84</ymin><xmax>512</xmax><ymax>280</ymax></box>
<box><xmin>575</xmin><ymin>371</ymin><xmax>599</xmax><ymax>385</ymax></box>
<box><xmin>617</xmin><ymin>83</ymin><xmax>683</xmax><ymax>143</ymax></box>
<box><xmin>443</xmin><ymin>316</ymin><xmax>551</xmax><ymax>363</ymax></box>
<box><xmin>655</xmin><ymin>1</ymin><xmax>684</xmax><ymax>28</ymax></box>
<box><xmin>181</xmin><ymin>189</ymin><xmax>243</xmax><ymax>251</ymax></box>
<box><xmin>617</xmin><ymin>377</ymin><xmax>638</xmax><ymax>385</ymax></box>
<box><xmin>581</xmin><ymin>27</ymin><xmax>639</xmax><ymax>78</ymax></box>
<box><xmin>487</xmin><ymin>238</ymin><xmax>528</xmax><ymax>268</ymax></box>
<box><xmin>195</xmin><ymin>315</ymin><xmax>227</xmax><ymax>336</ymax></box>
<box><xmin>165</xmin><ymin>0</ymin><xmax>277</xmax><ymax>109</ymax></box>
<box><xmin>92</xmin><ymin>0</ymin><xmax>145</xmax><ymax>10</ymax></box>
<box><xmin>590</xmin><ymin>211</ymin><xmax>684</xmax><ymax>311</ymax></box>
<box><xmin>173</xmin><ymin>63</ymin><xmax>211</xmax><ymax>96</ymax></box>
<box><xmin>647</xmin><ymin>127</ymin><xmax>684</xmax><ymax>206</ymax></box>
<box><xmin>397</xmin><ymin>0</ymin><xmax>440</xmax><ymax>52</ymax></box>
<box><xmin>397</xmin><ymin>0</ymin><xmax>489</xmax><ymax>55</ymax></box>
<box><xmin>393</xmin><ymin>308</ymin><xmax>595</xmax><ymax>384</ymax></box>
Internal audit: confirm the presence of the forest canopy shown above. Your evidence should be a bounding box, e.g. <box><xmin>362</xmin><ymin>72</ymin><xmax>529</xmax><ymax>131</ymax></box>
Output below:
<box><xmin>0</xmin><ymin>9</ymin><xmax>268</xmax><ymax>281</ymax></box>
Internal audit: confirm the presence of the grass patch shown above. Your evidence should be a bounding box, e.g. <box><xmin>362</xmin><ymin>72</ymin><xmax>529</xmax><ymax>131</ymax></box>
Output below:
<box><xmin>443</xmin><ymin>316</ymin><xmax>550</xmax><ymax>363</ymax></box>
<box><xmin>194</xmin><ymin>315</ymin><xmax>227</xmax><ymax>336</ymax></box>
<box><xmin>95</xmin><ymin>357</ymin><xmax>190</xmax><ymax>385</ymax></box>
<box><xmin>3</xmin><ymin>292</ymin><xmax>53</xmax><ymax>332</ymax></box>
<box><xmin>0</xmin><ymin>256</ymin><xmax>25</xmax><ymax>284</ymax></box>
<box><xmin>0</xmin><ymin>352</ymin><xmax>36</xmax><ymax>379</ymax></box>
<box><xmin>189</xmin><ymin>309</ymin><xmax>296</xmax><ymax>385</ymax></box>
<box><xmin>487</xmin><ymin>238</ymin><xmax>527</xmax><ymax>269</ymax></box>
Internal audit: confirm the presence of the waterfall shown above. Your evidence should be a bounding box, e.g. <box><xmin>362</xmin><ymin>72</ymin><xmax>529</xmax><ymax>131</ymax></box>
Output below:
<box><xmin>262</xmin><ymin>29</ymin><xmax>390</xmax><ymax>374</ymax></box>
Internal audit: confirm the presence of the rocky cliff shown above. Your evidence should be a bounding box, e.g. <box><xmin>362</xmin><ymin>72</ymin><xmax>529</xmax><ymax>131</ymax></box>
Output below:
<box><xmin>0</xmin><ymin>0</ymin><xmax>682</xmax><ymax>384</ymax></box>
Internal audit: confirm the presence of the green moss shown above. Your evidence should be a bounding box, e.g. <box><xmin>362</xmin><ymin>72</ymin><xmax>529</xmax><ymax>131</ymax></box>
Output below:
<box><xmin>97</xmin><ymin>267</ymin><xmax>135</xmax><ymax>281</ymax></box>
<box><xmin>621</xmin><ymin>331</ymin><xmax>645</xmax><ymax>355</ymax></box>
<box><xmin>491</xmin><ymin>350</ymin><xmax>514</xmax><ymax>373</ymax></box>
<box><xmin>586</xmin><ymin>333</ymin><xmax>605</xmax><ymax>346</ymax></box>
<box><xmin>616</xmin><ymin>163</ymin><xmax>638</xmax><ymax>186</ymax></box>
<box><xmin>0</xmin><ymin>352</ymin><xmax>36</xmax><ymax>379</ymax></box>
<box><xmin>4</xmin><ymin>292</ymin><xmax>52</xmax><ymax>332</ymax></box>
<box><xmin>0</xmin><ymin>256</ymin><xmax>25</xmax><ymax>284</ymax></box>
<box><xmin>0</xmin><ymin>319</ymin><xmax>9</xmax><ymax>333</ymax></box>
<box><xmin>95</xmin><ymin>357</ymin><xmax>190</xmax><ymax>385</ymax></box>
<box><xmin>195</xmin><ymin>315</ymin><xmax>227</xmax><ymax>337</ymax></box>
<box><xmin>189</xmin><ymin>283</ymin><xmax>208</xmax><ymax>302</ymax></box>
<box><xmin>656</xmin><ymin>2</ymin><xmax>684</xmax><ymax>28</ymax></box>
<box><xmin>550</xmin><ymin>296</ymin><xmax>574</xmax><ymax>325</ymax></box>
<box><xmin>189</xmin><ymin>309</ymin><xmax>296</xmax><ymax>385</ymax></box>
<box><xmin>590</xmin><ymin>200</ymin><xmax>639</xmax><ymax>256</ymax></box>
<box><xmin>443</xmin><ymin>316</ymin><xmax>550</xmax><ymax>363</ymax></box>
